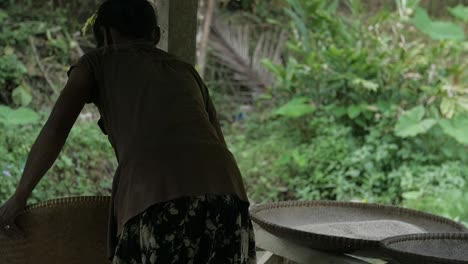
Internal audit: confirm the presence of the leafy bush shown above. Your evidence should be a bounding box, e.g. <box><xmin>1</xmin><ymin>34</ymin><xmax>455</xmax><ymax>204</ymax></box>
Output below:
<box><xmin>0</xmin><ymin>106</ymin><xmax>115</xmax><ymax>204</ymax></box>
<box><xmin>0</xmin><ymin>2</ymin><xmax>113</xmax><ymax>205</ymax></box>
<box><xmin>223</xmin><ymin>0</ymin><xmax>468</xmax><ymax>225</ymax></box>
<box><xmin>0</xmin><ymin>3</ymin><xmax>85</xmax><ymax>108</ymax></box>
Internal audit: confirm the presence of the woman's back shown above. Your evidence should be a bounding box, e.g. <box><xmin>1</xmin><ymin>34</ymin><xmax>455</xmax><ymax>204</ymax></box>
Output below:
<box><xmin>85</xmin><ymin>44</ymin><xmax>222</xmax><ymax>163</ymax></box>
<box><xmin>71</xmin><ymin>43</ymin><xmax>250</xmax><ymax>259</ymax></box>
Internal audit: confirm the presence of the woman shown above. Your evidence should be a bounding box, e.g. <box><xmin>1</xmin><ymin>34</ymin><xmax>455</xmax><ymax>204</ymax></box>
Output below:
<box><xmin>0</xmin><ymin>0</ymin><xmax>257</xmax><ymax>263</ymax></box>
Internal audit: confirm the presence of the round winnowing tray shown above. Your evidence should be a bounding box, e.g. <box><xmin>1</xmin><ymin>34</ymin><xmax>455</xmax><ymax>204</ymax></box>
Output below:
<box><xmin>0</xmin><ymin>196</ymin><xmax>110</xmax><ymax>264</ymax></box>
<box><xmin>249</xmin><ymin>200</ymin><xmax>467</xmax><ymax>255</ymax></box>
<box><xmin>380</xmin><ymin>233</ymin><xmax>468</xmax><ymax>264</ymax></box>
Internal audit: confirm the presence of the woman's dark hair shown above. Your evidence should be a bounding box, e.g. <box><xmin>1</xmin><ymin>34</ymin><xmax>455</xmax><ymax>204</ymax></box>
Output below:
<box><xmin>93</xmin><ymin>0</ymin><xmax>160</xmax><ymax>47</ymax></box>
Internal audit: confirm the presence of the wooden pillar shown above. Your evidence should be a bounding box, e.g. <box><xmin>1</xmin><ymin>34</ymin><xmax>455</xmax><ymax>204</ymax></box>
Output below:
<box><xmin>154</xmin><ymin>0</ymin><xmax>199</xmax><ymax>66</ymax></box>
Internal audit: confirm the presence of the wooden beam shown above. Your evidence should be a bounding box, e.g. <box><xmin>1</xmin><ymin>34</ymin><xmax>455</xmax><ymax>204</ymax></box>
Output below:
<box><xmin>154</xmin><ymin>0</ymin><xmax>199</xmax><ymax>65</ymax></box>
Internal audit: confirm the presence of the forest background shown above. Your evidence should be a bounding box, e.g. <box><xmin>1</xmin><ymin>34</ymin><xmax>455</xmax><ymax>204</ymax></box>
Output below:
<box><xmin>0</xmin><ymin>0</ymin><xmax>467</xmax><ymax>226</ymax></box>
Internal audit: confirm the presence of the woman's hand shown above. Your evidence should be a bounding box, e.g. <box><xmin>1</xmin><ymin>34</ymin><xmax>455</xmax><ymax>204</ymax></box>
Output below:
<box><xmin>0</xmin><ymin>194</ymin><xmax>27</xmax><ymax>239</ymax></box>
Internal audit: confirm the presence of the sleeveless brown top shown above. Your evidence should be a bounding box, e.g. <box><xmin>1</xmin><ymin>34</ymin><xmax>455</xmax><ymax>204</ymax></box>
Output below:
<box><xmin>68</xmin><ymin>42</ymin><xmax>249</xmax><ymax>261</ymax></box>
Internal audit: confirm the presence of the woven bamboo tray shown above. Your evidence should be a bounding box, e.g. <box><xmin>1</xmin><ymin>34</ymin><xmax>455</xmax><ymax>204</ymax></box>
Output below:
<box><xmin>380</xmin><ymin>233</ymin><xmax>468</xmax><ymax>264</ymax></box>
<box><xmin>0</xmin><ymin>196</ymin><xmax>110</xmax><ymax>264</ymax></box>
<box><xmin>249</xmin><ymin>200</ymin><xmax>467</xmax><ymax>256</ymax></box>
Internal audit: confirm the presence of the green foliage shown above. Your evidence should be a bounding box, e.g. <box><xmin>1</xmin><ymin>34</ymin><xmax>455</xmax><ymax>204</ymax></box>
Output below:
<box><xmin>0</xmin><ymin>3</ymin><xmax>114</xmax><ymax>204</ymax></box>
<box><xmin>0</xmin><ymin>3</ymin><xmax>84</xmax><ymax>108</ymax></box>
<box><xmin>449</xmin><ymin>5</ymin><xmax>468</xmax><ymax>22</ymax></box>
<box><xmin>228</xmin><ymin>114</ymin><xmax>403</xmax><ymax>204</ymax></box>
<box><xmin>0</xmin><ymin>106</ymin><xmax>40</xmax><ymax>126</ymax></box>
<box><xmin>412</xmin><ymin>7</ymin><xmax>465</xmax><ymax>41</ymax></box>
<box><xmin>12</xmin><ymin>84</ymin><xmax>33</xmax><ymax>107</ymax></box>
<box><xmin>394</xmin><ymin>106</ymin><xmax>468</xmax><ymax>144</ymax></box>
<box><xmin>397</xmin><ymin>162</ymin><xmax>468</xmax><ymax>226</ymax></box>
<box><xmin>223</xmin><ymin>0</ymin><xmax>468</xmax><ymax>225</ymax></box>
<box><xmin>0</xmin><ymin>54</ymin><xmax>27</xmax><ymax>87</ymax></box>
<box><xmin>394</xmin><ymin>106</ymin><xmax>437</xmax><ymax>137</ymax></box>
<box><xmin>438</xmin><ymin>115</ymin><xmax>468</xmax><ymax>145</ymax></box>
<box><xmin>273</xmin><ymin>97</ymin><xmax>315</xmax><ymax>118</ymax></box>
<box><xmin>0</xmin><ymin>113</ymin><xmax>115</xmax><ymax>204</ymax></box>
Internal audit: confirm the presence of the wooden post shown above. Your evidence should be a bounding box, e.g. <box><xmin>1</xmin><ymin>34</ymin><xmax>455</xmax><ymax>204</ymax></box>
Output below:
<box><xmin>198</xmin><ymin>0</ymin><xmax>216</xmax><ymax>78</ymax></box>
<box><xmin>154</xmin><ymin>0</ymin><xmax>170</xmax><ymax>52</ymax></box>
<box><xmin>154</xmin><ymin>0</ymin><xmax>199</xmax><ymax>66</ymax></box>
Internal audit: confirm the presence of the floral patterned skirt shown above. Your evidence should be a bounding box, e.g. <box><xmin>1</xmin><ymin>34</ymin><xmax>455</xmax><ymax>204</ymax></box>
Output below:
<box><xmin>112</xmin><ymin>193</ymin><xmax>257</xmax><ymax>264</ymax></box>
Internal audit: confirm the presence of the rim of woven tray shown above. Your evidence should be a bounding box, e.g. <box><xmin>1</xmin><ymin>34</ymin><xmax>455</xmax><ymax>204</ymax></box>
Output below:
<box><xmin>249</xmin><ymin>200</ymin><xmax>468</xmax><ymax>251</ymax></box>
<box><xmin>379</xmin><ymin>233</ymin><xmax>468</xmax><ymax>264</ymax></box>
<box><xmin>23</xmin><ymin>196</ymin><xmax>110</xmax><ymax>212</ymax></box>
<box><xmin>0</xmin><ymin>196</ymin><xmax>111</xmax><ymax>252</ymax></box>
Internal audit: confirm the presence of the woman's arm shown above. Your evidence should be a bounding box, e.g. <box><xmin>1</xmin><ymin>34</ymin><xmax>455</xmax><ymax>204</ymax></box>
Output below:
<box><xmin>14</xmin><ymin>65</ymin><xmax>94</xmax><ymax>202</ymax></box>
